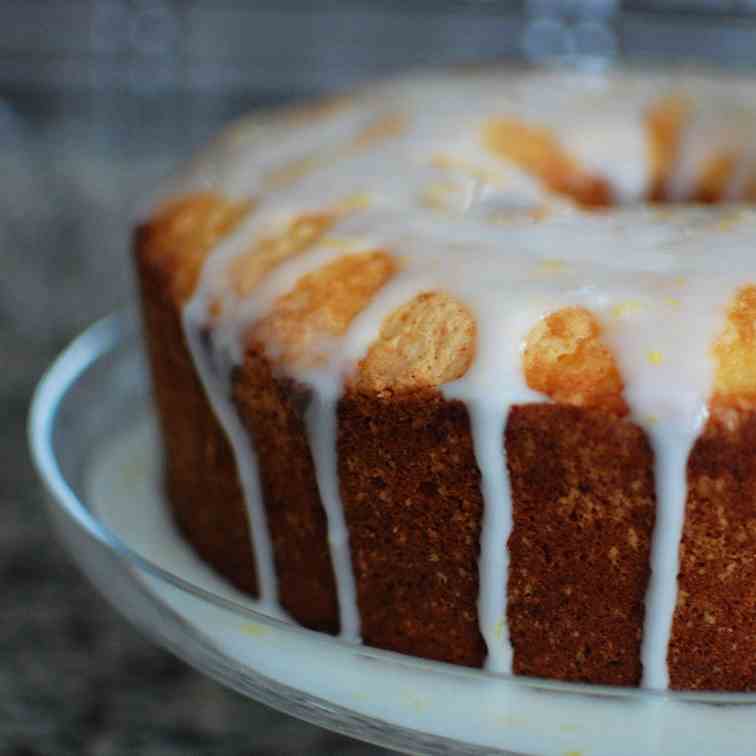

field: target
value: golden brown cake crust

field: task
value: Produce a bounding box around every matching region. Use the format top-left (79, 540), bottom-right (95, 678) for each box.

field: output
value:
top-left (506, 404), bottom-right (654, 686)
top-left (523, 307), bottom-right (628, 416)
top-left (354, 292), bottom-right (476, 394)
top-left (338, 389), bottom-right (486, 667)
top-left (233, 345), bottom-right (340, 633)
top-left (670, 409), bottom-right (756, 691)
top-left (135, 223), bottom-right (259, 596)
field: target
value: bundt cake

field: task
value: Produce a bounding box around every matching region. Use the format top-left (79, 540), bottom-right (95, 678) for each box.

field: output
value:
top-left (134, 66), bottom-right (756, 692)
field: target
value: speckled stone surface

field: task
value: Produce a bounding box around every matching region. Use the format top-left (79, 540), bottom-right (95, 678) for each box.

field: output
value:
top-left (1, 96), bottom-right (389, 755)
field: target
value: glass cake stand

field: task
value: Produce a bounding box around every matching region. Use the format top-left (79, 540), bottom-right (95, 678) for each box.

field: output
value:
top-left (29, 310), bottom-right (756, 756)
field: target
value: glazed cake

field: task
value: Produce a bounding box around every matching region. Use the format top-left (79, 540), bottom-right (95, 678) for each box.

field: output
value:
top-left (135, 67), bottom-right (756, 692)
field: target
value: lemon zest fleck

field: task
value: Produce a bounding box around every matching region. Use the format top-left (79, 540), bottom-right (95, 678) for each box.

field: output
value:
top-left (240, 622), bottom-right (271, 638)
top-left (321, 236), bottom-right (360, 252)
top-left (611, 300), bottom-right (644, 319)
top-left (537, 258), bottom-right (568, 274)
top-left (718, 209), bottom-right (745, 231)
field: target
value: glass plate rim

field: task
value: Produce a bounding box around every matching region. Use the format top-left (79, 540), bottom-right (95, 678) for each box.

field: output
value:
top-left (28, 307), bottom-right (756, 706)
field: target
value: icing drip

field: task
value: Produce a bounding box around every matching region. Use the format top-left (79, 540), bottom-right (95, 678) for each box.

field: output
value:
top-left (640, 425), bottom-right (703, 690)
top-left (444, 297), bottom-right (544, 674)
top-left (304, 394), bottom-right (361, 642)
top-left (181, 299), bottom-right (279, 609)
top-left (596, 272), bottom-right (730, 689)
top-left (466, 403), bottom-right (514, 674)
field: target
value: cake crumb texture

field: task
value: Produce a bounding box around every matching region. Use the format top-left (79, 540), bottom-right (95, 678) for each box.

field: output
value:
top-left (523, 307), bottom-right (627, 415)
top-left (354, 291), bottom-right (476, 394)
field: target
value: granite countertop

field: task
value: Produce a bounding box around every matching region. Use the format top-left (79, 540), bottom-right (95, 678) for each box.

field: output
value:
top-left (0, 95), bottom-right (389, 756)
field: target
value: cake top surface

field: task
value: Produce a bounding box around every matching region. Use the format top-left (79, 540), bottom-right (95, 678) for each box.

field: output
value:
top-left (169, 65), bottom-right (756, 209)
top-left (140, 65), bottom-right (756, 417)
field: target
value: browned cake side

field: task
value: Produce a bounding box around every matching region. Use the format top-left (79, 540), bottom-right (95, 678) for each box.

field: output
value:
top-left (506, 404), bottom-right (655, 686)
top-left (135, 201), bottom-right (258, 596)
top-left (669, 287), bottom-right (756, 690)
top-left (669, 408), bottom-right (756, 691)
top-left (338, 389), bottom-right (486, 667)
top-left (233, 346), bottom-right (339, 633)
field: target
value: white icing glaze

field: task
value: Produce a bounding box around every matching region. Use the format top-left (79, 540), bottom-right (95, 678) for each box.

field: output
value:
top-left (305, 394), bottom-right (361, 642)
top-left (181, 298), bottom-right (279, 609)
top-left (169, 66), bottom-right (756, 690)
top-left (641, 432), bottom-right (700, 690)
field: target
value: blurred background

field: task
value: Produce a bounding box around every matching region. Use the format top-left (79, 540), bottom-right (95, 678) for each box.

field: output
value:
top-left (5, 1), bottom-right (756, 753)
